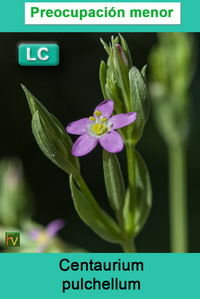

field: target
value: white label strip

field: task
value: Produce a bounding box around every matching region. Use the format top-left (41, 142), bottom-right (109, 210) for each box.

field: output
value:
top-left (25, 2), bottom-right (181, 25)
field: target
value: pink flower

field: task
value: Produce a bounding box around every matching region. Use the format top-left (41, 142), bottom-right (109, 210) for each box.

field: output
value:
top-left (30, 219), bottom-right (65, 253)
top-left (66, 100), bottom-right (137, 157)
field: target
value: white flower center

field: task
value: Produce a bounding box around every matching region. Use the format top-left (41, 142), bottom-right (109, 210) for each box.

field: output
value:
top-left (88, 110), bottom-right (111, 137)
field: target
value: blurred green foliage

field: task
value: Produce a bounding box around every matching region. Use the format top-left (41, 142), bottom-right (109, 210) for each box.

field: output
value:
top-left (149, 33), bottom-right (196, 146)
top-left (0, 158), bottom-right (86, 253)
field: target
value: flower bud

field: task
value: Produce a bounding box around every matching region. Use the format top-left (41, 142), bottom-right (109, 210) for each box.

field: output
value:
top-left (115, 43), bottom-right (129, 71)
top-left (100, 35), bottom-right (150, 144)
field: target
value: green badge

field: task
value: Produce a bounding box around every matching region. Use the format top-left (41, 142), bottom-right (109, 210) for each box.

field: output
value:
top-left (18, 44), bottom-right (59, 66)
top-left (5, 232), bottom-right (20, 247)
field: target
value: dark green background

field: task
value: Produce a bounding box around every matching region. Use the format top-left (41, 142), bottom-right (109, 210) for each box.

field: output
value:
top-left (1, 33), bottom-right (200, 252)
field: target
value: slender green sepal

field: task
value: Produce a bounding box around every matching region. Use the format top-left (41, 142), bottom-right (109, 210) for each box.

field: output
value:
top-left (100, 38), bottom-right (110, 55)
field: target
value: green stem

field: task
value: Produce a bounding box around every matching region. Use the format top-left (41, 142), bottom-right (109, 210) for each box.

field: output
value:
top-left (74, 164), bottom-right (137, 253)
top-left (114, 206), bottom-right (136, 253)
top-left (121, 238), bottom-right (137, 253)
top-left (169, 144), bottom-right (188, 253)
top-left (126, 142), bottom-right (137, 221)
top-left (118, 142), bottom-right (137, 253)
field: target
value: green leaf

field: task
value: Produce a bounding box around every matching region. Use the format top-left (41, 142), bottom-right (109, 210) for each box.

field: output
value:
top-left (70, 175), bottom-right (122, 244)
top-left (103, 150), bottom-right (125, 212)
top-left (129, 66), bottom-right (150, 144)
top-left (32, 111), bottom-right (78, 175)
top-left (123, 150), bottom-right (152, 237)
top-left (22, 85), bottom-right (79, 173)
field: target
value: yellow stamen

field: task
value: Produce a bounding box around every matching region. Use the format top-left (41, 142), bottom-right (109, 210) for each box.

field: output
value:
top-left (94, 110), bottom-right (102, 117)
top-left (101, 117), bottom-right (108, 122)
top-left (92, 123), bottom-right (107, 135)
top-left (38, 231), bottom-right (48, 243)
top-left (89, 116), bottom-right (96, 121)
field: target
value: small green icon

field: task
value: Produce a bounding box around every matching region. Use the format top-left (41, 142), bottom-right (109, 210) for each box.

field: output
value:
top-left (18, 44), bottom-right (59, 66)
top-left (5, 232), bottom-right (20, 247)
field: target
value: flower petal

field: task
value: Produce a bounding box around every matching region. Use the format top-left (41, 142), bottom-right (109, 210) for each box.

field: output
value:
top-left (66, 118), bottom-right (90, 135)
top-left (110, 112), bottom-right (137, 129)
top-left (29, 229), bottom-right (40, 240)
top-left (72, 134), bottom-right (98, 156)
top-left (99, 131), bottom-right (124, 153)
top-left (93, 100), bottom-right (114, 118)
top-left (46, 219), bottom-right (65, 237)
